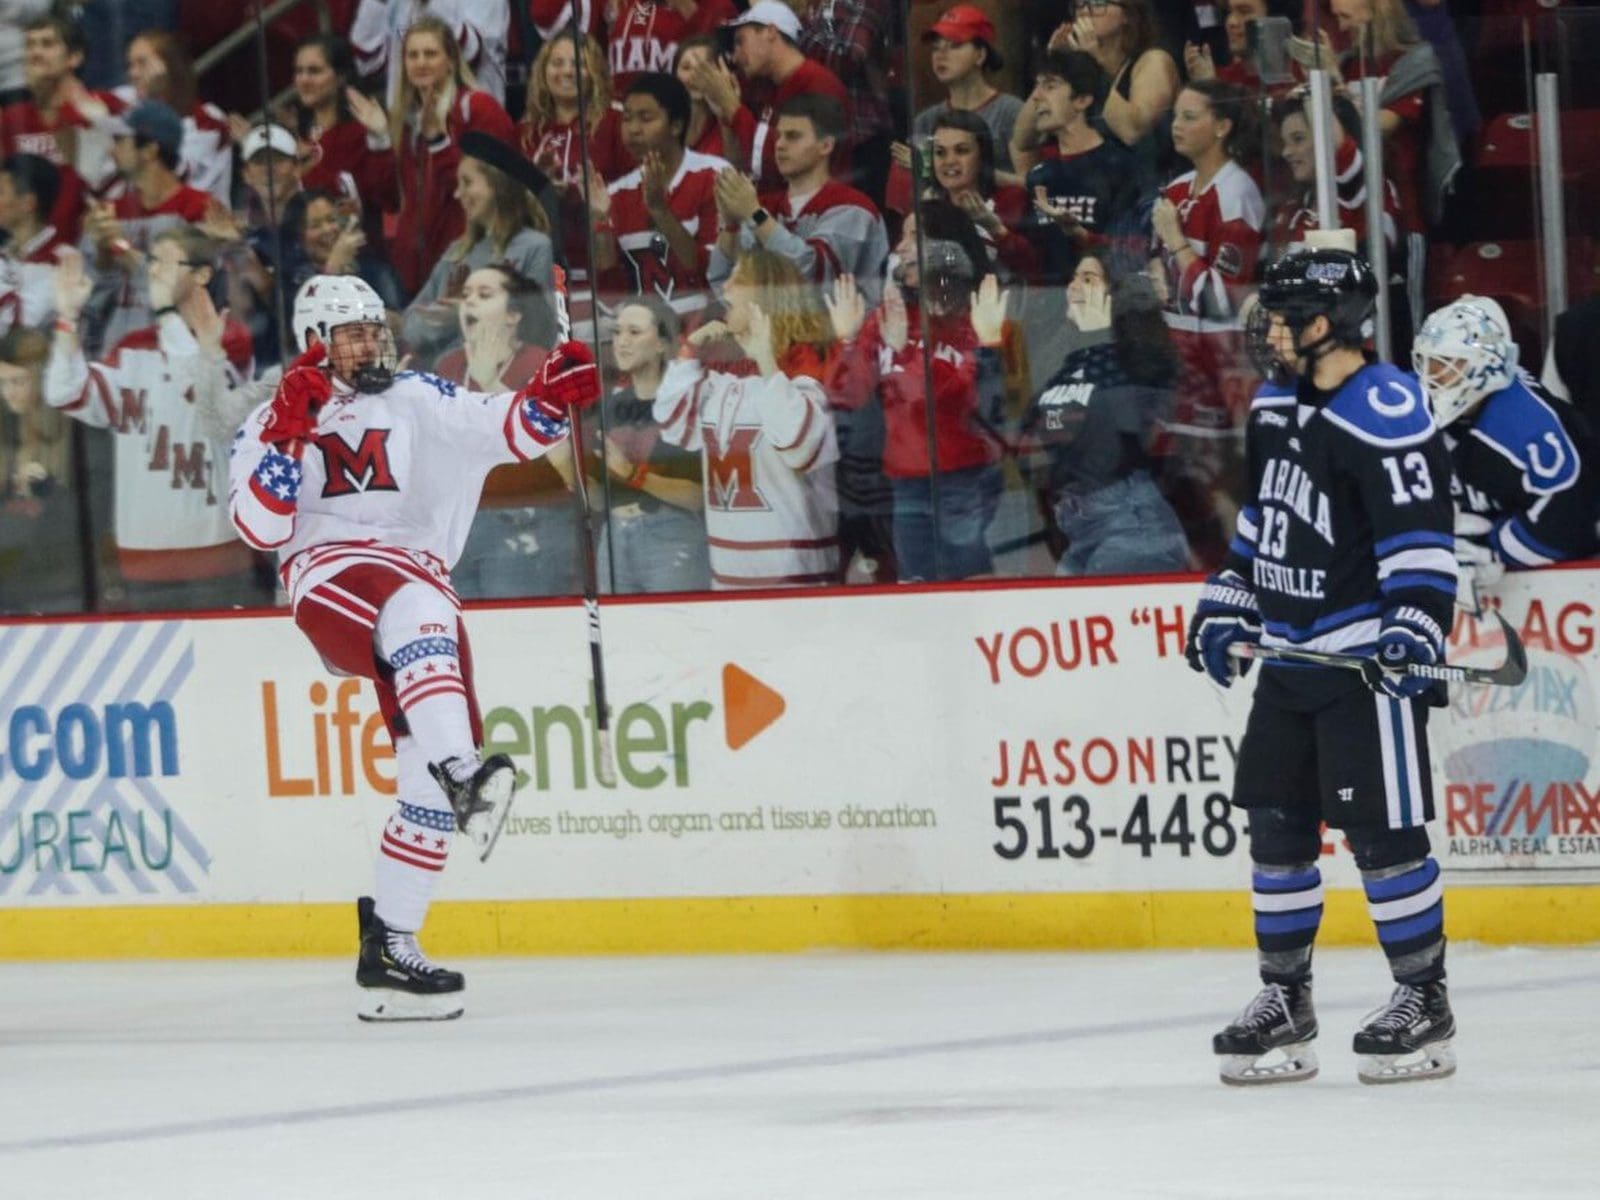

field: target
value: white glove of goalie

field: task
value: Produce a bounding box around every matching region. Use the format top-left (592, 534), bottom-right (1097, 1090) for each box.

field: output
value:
top-left (1454, 510), bottom-right (1505, 614)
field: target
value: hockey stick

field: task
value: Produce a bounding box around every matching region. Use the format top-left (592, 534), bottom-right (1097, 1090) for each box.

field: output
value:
top-left (551, 263), bottom-right (618, 787)
top-left (1229, 609), bottom-right (1528, 687)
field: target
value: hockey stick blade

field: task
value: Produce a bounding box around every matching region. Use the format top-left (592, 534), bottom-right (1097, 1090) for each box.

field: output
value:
top-left (1231, 609), bottom-right (1528, 687)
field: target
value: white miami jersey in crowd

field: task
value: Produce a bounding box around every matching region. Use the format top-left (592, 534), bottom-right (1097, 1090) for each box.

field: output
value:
top-left (654, 357), bottom-right (839, 589)
top-left (228, 370), bottom-right (567, 610)
top-left (45, 312), bottom-right (254, 579)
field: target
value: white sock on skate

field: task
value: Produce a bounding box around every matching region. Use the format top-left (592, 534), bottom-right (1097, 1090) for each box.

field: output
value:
top-left (374, 739), bottom-right (455, 932)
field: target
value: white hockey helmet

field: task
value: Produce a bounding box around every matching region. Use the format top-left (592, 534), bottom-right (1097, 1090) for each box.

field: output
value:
top-left (1411, 294), bottom-right (1519, 426)
top-left (291, 274), bottom-right (386, 352)
top-left (292, 274), bottom-right (396, 393)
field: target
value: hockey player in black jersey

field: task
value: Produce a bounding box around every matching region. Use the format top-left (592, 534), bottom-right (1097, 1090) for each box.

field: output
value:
top-left (1185, 248), bottom-right (1459, 1085)
top-left (1412, 294), bottom-right (1600, 612)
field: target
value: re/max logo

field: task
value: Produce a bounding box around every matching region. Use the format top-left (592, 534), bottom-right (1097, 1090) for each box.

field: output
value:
top-left (0, 702), bottom-right (179, 782)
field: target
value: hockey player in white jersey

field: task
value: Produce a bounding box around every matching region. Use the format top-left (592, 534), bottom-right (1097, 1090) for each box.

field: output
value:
top-left (229, 275), bottom-right (599, 1020)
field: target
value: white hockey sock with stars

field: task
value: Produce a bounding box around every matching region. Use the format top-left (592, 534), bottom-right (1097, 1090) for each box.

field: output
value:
top-left (376, 581), bottom-right (477, 769)
top-left (375, 737), bottom-right (455, 932)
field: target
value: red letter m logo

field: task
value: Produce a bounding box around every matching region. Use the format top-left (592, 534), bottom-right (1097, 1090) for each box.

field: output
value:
top-left (702, 426), bottom-right (767, 511)
top-left (317, 428), bottom-right (400, 497)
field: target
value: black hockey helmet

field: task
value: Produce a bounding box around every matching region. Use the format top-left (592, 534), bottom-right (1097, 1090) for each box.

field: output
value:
top-left (1256, 247), bottom-right (1378, 359)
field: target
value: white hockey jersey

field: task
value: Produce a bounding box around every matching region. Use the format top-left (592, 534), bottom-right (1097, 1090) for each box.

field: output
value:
top-left (0, 225), bottom-right (69, 334)
top-left (654, 357), bottom-right (839, 589)
top-left (45, 314), bottom-right (254, 581)
top-left (228, 370), bottom-right (567, 610)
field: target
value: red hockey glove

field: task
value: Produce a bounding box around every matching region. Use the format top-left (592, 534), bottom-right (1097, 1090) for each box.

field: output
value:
top-left (261, 343), bottom-right (332, 447)
top-left (519, 339), bottom-right (601, 419)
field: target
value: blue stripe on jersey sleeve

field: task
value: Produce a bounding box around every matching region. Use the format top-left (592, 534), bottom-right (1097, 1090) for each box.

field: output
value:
top-left (1497, 516), bottom-right (1565, 565)
top-left (1380, 570), bottom-right (1458, 596)
top-left (1374, 530), bottom-right (1455, 556)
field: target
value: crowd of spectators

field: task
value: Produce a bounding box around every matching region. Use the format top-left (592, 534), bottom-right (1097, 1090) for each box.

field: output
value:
top-left (0, 0), bottom-right (1594, 612)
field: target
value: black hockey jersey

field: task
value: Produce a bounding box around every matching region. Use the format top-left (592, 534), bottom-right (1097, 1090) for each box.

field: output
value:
top-left (1224, 363), bottom-right (1457, 656)
top-left (1446, 373), bottom-right (1600, 567)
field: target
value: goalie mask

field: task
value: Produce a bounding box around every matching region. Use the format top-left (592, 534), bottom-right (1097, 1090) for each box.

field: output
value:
top-left (292, 274), bottom-right (398, 394)
top-left (1411, 295), bottom-right (1518, 426)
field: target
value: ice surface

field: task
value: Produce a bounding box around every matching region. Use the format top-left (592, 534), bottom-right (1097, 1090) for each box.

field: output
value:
top-left (1, 945), bottom-right (1594, 1199)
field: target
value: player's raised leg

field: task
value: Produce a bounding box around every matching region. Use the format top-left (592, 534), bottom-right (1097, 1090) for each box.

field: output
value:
top-left (375, 581), bottom-right (516, 858)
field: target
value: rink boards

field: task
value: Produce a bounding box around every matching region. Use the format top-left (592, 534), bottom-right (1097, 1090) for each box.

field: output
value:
top-left (2, 569), bottom-right (1599, 958)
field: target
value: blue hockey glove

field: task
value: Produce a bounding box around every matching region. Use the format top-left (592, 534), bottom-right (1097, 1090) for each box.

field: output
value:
top-left (1365, 606), bottom-right (1447, 701)
top-left (1185, 570), bottom-right (1262, 687)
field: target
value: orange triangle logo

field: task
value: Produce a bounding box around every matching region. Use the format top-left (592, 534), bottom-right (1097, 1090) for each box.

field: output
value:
top-left (722, 663), bottom-right (785, 750)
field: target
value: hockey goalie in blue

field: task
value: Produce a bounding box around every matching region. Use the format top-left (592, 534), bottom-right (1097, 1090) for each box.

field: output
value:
top-left (1184, 247), bottom-right (1460, 1086)
top-left (1412, 294), bottom-right (1600, 614)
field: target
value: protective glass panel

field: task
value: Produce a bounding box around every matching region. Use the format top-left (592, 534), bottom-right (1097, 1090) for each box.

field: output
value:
top-left (0, 1), bottom-right (1574, 613)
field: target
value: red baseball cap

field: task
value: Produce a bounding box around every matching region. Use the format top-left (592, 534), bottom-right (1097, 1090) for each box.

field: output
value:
top-left (924, 5), bottom-right (997, 48)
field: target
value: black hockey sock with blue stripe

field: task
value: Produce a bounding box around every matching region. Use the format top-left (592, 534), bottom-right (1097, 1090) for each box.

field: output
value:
top-left (1253, 862), bottom-right (1323, 984)
top-left (1361, 856), bottom-right (1446, 984)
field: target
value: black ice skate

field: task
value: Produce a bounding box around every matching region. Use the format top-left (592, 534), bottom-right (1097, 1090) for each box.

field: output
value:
top-left (428, 753), bottom-right (516, 861)
top-left (355, 896), bottom-right (465, 1022)
top-left (1213, 979), bottom-right (1319, 1085)
top-left (1353, 981), bottom-right (1456, 1084)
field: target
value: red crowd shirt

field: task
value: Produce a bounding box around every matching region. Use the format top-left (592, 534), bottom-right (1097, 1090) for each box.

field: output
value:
top-left (600, 147), bottom-right (728, 318)
top-left (1157, 159), bottom-right (1263, 328)
top-left (1343, 51), bottom-right (1425, 235)
top-left (389, 88), bottom-right (517, 296)
top-left (0, 93), bottom-right (118, 242)
top-left (687, 113), bottom-right (731, 162)
top-left (518, 105), bottom-right (630, 187)
top-left (826, 304), bottom-right (999, 479)
top-left (301, 118), bottom-right (401, 214)
top-left (1274, 135), bottom-right (1400, 254)
top-left (606, 0), bottom-right (738, 95)
top-left (519, 107), bottom-right (631, 303)
top-left (731, 58), bottom-right (850, 192)
top-left (112, 182), bottom-right (212, 224)
top-left (528, 0), bottom-right (604, 40)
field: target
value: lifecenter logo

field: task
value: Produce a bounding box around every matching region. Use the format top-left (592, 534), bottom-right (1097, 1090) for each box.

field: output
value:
top-left (259, 665), bottom-right (785, 798)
